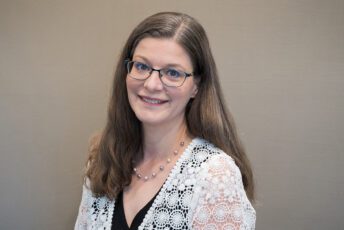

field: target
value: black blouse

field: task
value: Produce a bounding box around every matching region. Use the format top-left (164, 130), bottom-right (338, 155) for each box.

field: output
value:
top-left (111, 190), bottom-right (159, 230)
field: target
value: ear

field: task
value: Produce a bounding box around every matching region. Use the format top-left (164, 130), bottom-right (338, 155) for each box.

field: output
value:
top-left (191, 85), bottom-right (198, 98)
top-left (190, 76), bottom-right (200, 98)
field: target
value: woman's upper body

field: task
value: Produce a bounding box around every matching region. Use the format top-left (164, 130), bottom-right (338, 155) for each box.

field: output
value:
top-left (75, 138), bottom-right (256, 229)
top-left (75, 11), bottom-right (256, 229)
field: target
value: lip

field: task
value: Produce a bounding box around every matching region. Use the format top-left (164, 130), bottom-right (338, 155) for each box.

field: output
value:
top-left (139, 95), bottom-right (168, 105)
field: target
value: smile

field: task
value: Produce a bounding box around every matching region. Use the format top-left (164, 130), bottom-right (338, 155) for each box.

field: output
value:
top-left (140, 96), bottom-right (167, 105)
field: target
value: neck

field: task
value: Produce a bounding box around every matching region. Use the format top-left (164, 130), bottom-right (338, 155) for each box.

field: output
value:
top-left (142, 119), bottom-right (188, 161)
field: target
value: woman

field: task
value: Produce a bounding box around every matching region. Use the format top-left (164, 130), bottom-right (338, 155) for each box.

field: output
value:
top-left (75, 12), bottom-right (256, 229)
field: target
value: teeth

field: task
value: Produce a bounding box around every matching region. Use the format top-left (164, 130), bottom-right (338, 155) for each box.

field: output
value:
top-left (142, 97), bottom-right (163, 104)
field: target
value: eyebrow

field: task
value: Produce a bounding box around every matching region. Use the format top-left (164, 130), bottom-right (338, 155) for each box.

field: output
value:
top-left (133, 55), bottom-right (189, 71)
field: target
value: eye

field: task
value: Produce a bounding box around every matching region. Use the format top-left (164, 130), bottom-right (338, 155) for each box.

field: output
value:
top-left (134, 62), bottom-right (150, 72)
top-left (165, 68), bottom-right (182, 78)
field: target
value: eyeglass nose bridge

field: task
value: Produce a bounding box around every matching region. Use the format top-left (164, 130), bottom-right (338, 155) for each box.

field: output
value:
top-left (148, 68), bottom-right (163, 78)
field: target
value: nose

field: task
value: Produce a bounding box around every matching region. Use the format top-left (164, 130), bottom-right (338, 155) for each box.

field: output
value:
top-left (143, 70), bottom-right (164, 91)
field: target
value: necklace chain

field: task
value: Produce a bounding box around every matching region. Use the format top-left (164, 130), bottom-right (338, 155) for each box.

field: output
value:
top-left (133, 141), bottom-right (185, 182)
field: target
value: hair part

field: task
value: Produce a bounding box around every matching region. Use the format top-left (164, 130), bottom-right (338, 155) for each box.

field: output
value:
top-left (86, 12), bottom-right (255, 202)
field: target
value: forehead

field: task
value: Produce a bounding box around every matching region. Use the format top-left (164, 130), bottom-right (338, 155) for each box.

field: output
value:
top-left (132, 37), bottom-right (192, 70)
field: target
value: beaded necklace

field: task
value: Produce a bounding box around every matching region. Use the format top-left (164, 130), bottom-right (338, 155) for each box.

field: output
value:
top-left (133, 130), bottom-right (186, 182)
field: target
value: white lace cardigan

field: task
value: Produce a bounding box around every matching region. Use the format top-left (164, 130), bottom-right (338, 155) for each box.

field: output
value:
top-left (75, 138), bottom-right (256, 230)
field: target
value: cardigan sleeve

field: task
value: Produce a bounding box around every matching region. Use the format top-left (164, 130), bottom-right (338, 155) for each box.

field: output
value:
top-left (191, 154), bottom-right (256, 230)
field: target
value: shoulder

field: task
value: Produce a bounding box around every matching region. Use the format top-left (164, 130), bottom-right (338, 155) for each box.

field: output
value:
top-left (76, 180), bottom-right (115, 229)
top-left (189, 139), bottom-right (256, 229)
top-left (191, 138), bottom-right (238, 173)
top-left (189, 138), bottom-right (247, 196)
top-left (81, 179), bottom-right (114, 216)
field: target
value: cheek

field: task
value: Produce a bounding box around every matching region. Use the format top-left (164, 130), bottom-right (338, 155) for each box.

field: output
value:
top-left (126, 76), bottom-right (132, 89)
top-left (178, 83), bottom-right (198, 102)
top-left (126, 76), bottom-right (138, 94)
top-left (169, 90), bottom-right (194, 107)
top-left (126, 78), bottom-right (137, 107)
top-left (125, 76), bottom-right (130, 90)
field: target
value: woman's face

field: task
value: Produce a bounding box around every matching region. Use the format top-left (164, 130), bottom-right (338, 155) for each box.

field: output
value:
top-left (126, 37), bottom-right (198, 128)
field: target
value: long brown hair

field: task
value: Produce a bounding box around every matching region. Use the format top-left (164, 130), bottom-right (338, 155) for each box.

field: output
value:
top-left (86, 12), bottom-right (255, 202)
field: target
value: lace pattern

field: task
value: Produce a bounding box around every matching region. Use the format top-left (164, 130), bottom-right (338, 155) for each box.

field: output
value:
top-left (75, 138), bottom-right (256, 230)
top-left (74, 180), bottom-right (115, 229)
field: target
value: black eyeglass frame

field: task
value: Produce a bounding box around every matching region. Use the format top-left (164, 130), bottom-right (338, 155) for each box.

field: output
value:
top-left (124, 59), bottom-right (193, 87)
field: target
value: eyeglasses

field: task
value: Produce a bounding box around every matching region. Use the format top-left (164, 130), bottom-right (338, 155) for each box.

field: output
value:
top-left (125, 60), bottom-right (193, 87)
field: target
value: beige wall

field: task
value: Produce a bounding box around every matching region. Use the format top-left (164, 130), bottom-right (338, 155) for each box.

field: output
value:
top-left (1, 0), bottom-right (343, 229)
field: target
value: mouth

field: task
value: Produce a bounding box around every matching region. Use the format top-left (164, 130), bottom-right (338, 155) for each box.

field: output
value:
top-left (139, 95), bottom-right (168, 105)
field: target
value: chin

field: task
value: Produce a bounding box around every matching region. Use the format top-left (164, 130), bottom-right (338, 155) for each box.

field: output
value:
top-left (133, 110), bottom-right (160, 123)
top-left (137, 117), bottom-right (165, 127)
